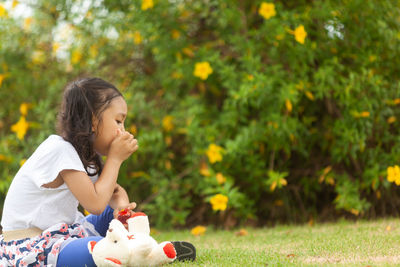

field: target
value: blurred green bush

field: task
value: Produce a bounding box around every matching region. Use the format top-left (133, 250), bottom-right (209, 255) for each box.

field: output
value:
top-left (1, 0), bottom-right (400, 228)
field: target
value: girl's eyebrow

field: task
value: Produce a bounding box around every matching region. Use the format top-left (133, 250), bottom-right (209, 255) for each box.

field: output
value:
top-left (118, 113), bottom-right (127, 118)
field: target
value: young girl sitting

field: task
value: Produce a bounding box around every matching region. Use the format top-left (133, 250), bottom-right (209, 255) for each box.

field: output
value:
top-left (0, 77), bottom-right (195, 266)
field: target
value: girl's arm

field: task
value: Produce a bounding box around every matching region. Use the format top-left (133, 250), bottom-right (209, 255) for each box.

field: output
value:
top-left (61, 130), bottom-right (138, 215)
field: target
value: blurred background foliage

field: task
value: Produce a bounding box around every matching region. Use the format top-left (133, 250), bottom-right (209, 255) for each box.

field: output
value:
top-left (1, 0), bottom-right (400, 229)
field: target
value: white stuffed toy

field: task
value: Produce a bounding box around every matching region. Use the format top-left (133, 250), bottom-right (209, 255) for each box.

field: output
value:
top-left (88, 212), bottom-right (177, 266)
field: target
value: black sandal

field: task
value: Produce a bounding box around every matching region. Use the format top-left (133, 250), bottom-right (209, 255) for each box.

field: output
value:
top-left (171, 241), bottom-right (196, 262)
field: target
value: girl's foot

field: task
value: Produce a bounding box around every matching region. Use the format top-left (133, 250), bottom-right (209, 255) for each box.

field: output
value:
top-left (171, 241), bottom-right (196, 262)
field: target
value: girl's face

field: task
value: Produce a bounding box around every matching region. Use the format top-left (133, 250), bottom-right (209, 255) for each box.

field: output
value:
top-left (92, 96), bottom-right (128, 156)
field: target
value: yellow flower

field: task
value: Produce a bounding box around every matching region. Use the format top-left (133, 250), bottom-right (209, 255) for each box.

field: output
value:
top-left (0, 74), bottom-right (5, 87)
top-left (130, 171), bottom-right (150, 179)
top-left (285, 99), bottom-right (292, 113)
top-left (369, 55), bottom-right (377, 62)
top-left (350, 208), bottom-right (359, 216)
top-left (352, 111), bottom-right (370, 118)
top-left (19, 102), bottom-right (31, 116)
top-left (294, 25), bottom-right (307, 44)
top-left (133, 31), bottom-right (142, 45)
top-left (200, 162), bottom-right (211, 177)
top-left (171, 71), bottom-right (183, 79)
top-left (12, 0), bottom-right (19, 9)
top-left (206, 144), bottom-right (223, 164)
top-left (0, 154), bottom-right (8, 162)
top-left (295, 81), bottom-right (304, 90)
top-left (31, 50), bottom-right (45, 65)
top-left (216, 173), bottom-right (226, 184)
top-left (319, 166), bottom-right (332, 183)
top-left (165, 136), bottom-right (172, 146)
top-left (141, 0), bottom-right (154, 10)
top-left (165, 160), bottom-right (172, 170)
top-left (19, 159), bottom-right (26, 167)
top-left (194, 62), bottom-right (213, 80)
top-left (305, 90), bottom-right (314, 101)
top-left (171, 29), bottom-right (181, 39)
top-left (52, 42), bottom-right (61, 54)
top-left (129, 124), bottom-right (137, 135)
top-left (180, 9), bottom-right (190, 19)
top-left (24, 17), bottom-right (33, 31)
top-left (387, 116), bottom-right (396, 124)
top-left (258, 2), bottom-right (276, 20)
top-left (89, 44), bottom-right (99, 58)
top-left (71, 49), bottom-right (82, 65)
top-left (210, 194), bottom-right (228, 211)
top-left (191, 225), bottom-right (206, 236)
top-left (182, 47), bottom-right (194, 58)
top-left (270, 181), bottom-right (277, 191)
top-left (353, 111), bottom-right (369, 118)
top-left (85, 10), bottom-right (93, 19)
top-left (359, 111), bottom-right (370, 117)
top-left (387, 165), bottom-right (400, 185)
top-left (235, 229), bottom-right (248, 236)
top-left (0, 4), bottom-right (8, 18)
top-left (268, 121), bottom-right (278, 129)
top-left (162, 115), bottom-right (174, 132)
top-left (11, 116), bottom-right (29, 140)
top-left (326, 177), bottom-right (335, 185)
top-left (270, 177), bottom-right (288, 192)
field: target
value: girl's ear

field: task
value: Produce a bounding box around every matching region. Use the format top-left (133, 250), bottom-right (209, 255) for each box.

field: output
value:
top-left (92, 115), bottom-right (98, 132)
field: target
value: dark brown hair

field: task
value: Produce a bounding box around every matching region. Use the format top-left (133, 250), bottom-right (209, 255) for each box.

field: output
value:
top-left (57, 77), bottom-right (123, 176)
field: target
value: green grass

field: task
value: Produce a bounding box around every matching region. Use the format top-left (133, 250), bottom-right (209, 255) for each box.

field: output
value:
top-left (154, 218), bottom-right (400, 266)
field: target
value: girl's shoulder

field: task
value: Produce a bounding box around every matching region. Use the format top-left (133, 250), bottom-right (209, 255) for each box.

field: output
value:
top-left (22, 134), bottom-right (85, 173)
top-left (41, 134), bottom-right (73, 147)
top-left (34, 134), bottom-right (78, 158)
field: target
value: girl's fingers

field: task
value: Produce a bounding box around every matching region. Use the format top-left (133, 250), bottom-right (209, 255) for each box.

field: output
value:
top-left (127, 202), bottom-right (137, 210)
top-left (113, 209), bottom-right (119, 219)
top-left (113, 206), bottom-right (136, 219)
top-left (130, 139), bottom-right (138, 146)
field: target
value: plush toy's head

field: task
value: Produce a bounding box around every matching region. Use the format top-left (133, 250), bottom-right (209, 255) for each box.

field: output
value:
top-left (88, 219), bottom-right (131, 266)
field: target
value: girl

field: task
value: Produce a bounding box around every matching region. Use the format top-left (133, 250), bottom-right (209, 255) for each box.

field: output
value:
top-left (1, 78), bottom-right (195, 266)
top-left (1, 77), bottom-right (139, 266)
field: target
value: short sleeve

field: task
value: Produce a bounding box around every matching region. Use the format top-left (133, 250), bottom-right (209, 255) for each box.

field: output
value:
top-left (25, 136), bottom-right (87, 189)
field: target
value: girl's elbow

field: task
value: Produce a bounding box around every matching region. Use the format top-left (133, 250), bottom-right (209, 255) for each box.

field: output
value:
top-left (90, 209), bottom-right (103, 216)
top-left (86, 204), bottom-right (107, 215)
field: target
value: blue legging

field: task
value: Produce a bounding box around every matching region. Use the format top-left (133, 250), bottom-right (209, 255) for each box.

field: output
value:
top-left (56, 206), bottom-right (114, 267)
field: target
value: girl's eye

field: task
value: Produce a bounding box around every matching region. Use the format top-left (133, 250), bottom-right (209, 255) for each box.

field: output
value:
top-left (116, 120), bottom-right (122, 124)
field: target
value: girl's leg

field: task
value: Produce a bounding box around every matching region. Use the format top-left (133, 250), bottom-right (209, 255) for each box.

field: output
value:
top-left (57, 207), bottom-right (113, 266)
top-left (56, 236), bottom-right (102, 267)
top-left (85, 205), bottom-right (114, 237)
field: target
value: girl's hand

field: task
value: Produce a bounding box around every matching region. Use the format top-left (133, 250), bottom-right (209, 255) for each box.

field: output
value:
top-left (108, 129), bottom-right (138, 162)
top-left (113, 202), bottom-right (137, 229)
top-left (113, 202), bottom-right (137, 219)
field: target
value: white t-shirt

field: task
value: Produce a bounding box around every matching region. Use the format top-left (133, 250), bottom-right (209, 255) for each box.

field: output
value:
top-left (1, 135), bottom-right (98, 231)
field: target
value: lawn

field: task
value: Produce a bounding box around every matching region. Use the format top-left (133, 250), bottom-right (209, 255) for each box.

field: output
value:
top-left (155, 218), bottom-right (400, 266)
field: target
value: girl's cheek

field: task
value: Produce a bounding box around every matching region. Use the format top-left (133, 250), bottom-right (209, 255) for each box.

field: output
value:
top-left (112, 129), bottom-right (120, 140)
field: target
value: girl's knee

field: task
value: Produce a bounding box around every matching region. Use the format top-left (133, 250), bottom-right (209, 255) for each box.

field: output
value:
top-left (57, 236), bottom-right (103, 267)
